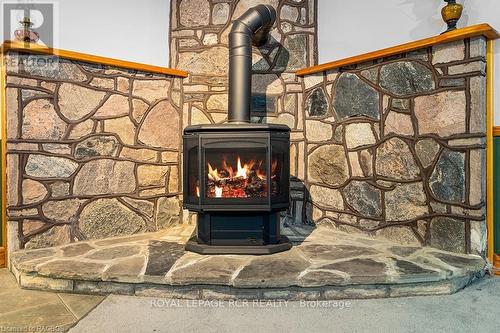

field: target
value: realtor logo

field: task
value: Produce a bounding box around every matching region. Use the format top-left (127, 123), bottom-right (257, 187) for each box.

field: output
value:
top-left (2, 1), bottom-right (58, 47)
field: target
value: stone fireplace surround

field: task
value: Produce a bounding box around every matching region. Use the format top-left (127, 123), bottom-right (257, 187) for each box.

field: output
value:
top-left (1, 0), bottom-right (499, 298)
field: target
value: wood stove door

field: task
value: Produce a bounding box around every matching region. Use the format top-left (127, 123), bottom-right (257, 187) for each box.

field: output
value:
top-left (200, 135), bottom-right (271, 210)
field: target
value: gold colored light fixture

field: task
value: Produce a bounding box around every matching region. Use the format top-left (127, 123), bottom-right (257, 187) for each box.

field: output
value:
top-left (14, 17), bottom-right (40, 43)
top-left (441, 0), bottom-right (463, 34)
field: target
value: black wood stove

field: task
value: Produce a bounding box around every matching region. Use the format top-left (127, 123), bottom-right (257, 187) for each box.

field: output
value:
top-left (182, 5), bottom-right (292, 255)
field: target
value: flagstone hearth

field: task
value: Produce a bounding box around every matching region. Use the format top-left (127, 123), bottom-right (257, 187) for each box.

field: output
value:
top-left (8, 225), bottom-right (486, 300)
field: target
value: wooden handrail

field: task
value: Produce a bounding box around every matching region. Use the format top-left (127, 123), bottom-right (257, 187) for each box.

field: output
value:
top-left (1, 40), bottom-right (188, 77)
top-left (296, 23), bottom-right (499, 76)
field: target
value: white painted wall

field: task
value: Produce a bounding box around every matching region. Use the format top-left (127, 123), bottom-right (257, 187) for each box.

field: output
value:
top-left (1, 0), bottom-right (170, 67)
top-left (317, 0), bottom-right (500, 124)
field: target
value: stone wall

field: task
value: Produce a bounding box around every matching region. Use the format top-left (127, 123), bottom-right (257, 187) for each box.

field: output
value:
top-left (3, 2), bottom-right (488, 258)
top-left (300, 38), bottom-right (488, 255)
top-left (5, 52), bottom-right (184, 251)
top-left (170, 0), bottom-right (317, 225)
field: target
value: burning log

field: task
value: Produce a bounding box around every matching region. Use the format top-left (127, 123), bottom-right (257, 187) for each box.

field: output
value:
top-left (205, 156), bottom-right (280, 198)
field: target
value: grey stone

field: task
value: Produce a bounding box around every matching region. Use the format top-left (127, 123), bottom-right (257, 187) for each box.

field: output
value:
top-left (389, 246), bottom-right (420, 257)
top-left (21, 56), bottom-right (87, 81)
top-left (200, 286), bottom-right (261, 300)
top-left (432, 40), bottom-right (465, 64)
top-left (309, 185), bottom-right (343, 210)
top-left (388, 281), bottom-right (452, 297)
top-left (155, 197), bottom-right (181, 229)
top-left (448, 61), bottom-right (485, 75)
top-left (280, 5), bottom-right (299, 21)
top-left (406, 49), bottom-right (429, 61)
top-left (469, 36), bottom-right (487, 58)
top-left (233, 249), bottom-right (310, 287)
top-left (299, 244), bottom-right (379, 261)
top-left (103, 256), bottom-right (146, 282)
top-left (49, 182), bottom-right (70, 198)
top-left (333, 125), bottom-right (343, 143)
top-left (376, 138), bottom-right (419, 180)
top-left (42, 199), bottom-right (83, 222)
top-left (431, 251), bottom-right (485, 269)
top-left (429, 218), bottom-right (466, 253)
top-left (177, 47), bottom-right (228, 75)
top-left (22, 99), bottom-right (67, 140)
top-left (58, 83), bottom-right (106, 121)
top-left (135, 285), bottom-right (199, 299)
top-left (298, 270), bottom-right (345, 287)
top-left (384, 112), bottom-right (413, 136)
top-left (10, 248), bottom-right (57, 266)
top-left (94, 234), bottom-right (154, 247)
top-left (37, 260), bottom-right (107, 280)
top-left (379, 61), bottom-right (435, 96)
top-left (394, 259), bottom-right (438, 276)
top-left (86, 245), bottom-right (141, 260)
top-left (74, 281), bottom-right (134, 295)
top-left (416, 138), bottom-right (440, 168)
top-left (414, 91), bottom-right (466, 137)
top-left (391, 98), bottom-right (410, 110)
top-left (308, 145), bottom-right (349, 186)
top-left (430, 149), bottom-right (465, 202)
top-left (333, 73), bottom-right (379, 120)
top-left (179, 0), bottom-right (209, 27)
top-left (144, 240), bottom-right (185, 276)
top-left (385, 183), bottom-right (428, 222)
top-left (61, 243), bottom-right (94, 257)
top-left (122, 198), bottom-right (154, 218)
top-left (73, 159), bottom-right (136, 195)
top-left (25, 155), bottom-right (79, 178)
top-left (323, 286), bottom-right (388, 299)
top-left (360, 67), bottom-right (378, 83)
top-left (303, 73), bottom-right (323, 90)
top-left (284, 94), bottom-right (297, 114)
top-left (345, 123), bottom-right (376, 149)
top-left (24, 225), bottom-right (72, 249)
top-left (376, 226), bottom-right (420, 246)
top-left (79, 198), bottom-right (147, 240)
top-left (359, 150), bottom-right (373, 176)
top-left (132, 80), bottom-right (170, 103)
top-left (439, 78), bottom-right (466, 87)
top-left (305, 120), bottom-right (332, 141)
top-left (138, 100), bottom-right (180, 149)
top-left (22, 179), bottom-right (48, 204)
top-left (321, 259), bottom-right (388, 284)
top-left (20, 274), bottom-right (74, 291)
top-left (75, 135), bottom-right (119, 159)
top-left (305, 88), bottom-right (328, 117)
top-left (212, 3), bottom-right (229, 25)
top-left (170, 256), bottom-right (245, 284)
top-left (275, 34), bottom-right (307, 71)
top-left (470, 76), bottom-right (487, 134)
top-left (344, 181), bottom-right (382, 217)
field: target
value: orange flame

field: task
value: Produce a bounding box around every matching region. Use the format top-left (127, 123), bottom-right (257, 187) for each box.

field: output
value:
top-left (205, 155), bottom-right (274, 198)
top-left (207, 162), bottom-right (221, 181)
top-left (236, 157), bottom-right (249, 179)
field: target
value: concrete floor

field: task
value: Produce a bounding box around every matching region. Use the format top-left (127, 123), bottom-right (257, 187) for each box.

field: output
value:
top-left (0, 269), bottom-right (105, 332)
top-left (68, 276), bottom-right (500, 333)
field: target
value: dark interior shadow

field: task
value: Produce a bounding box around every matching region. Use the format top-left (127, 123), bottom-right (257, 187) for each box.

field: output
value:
top-left (281, 176), bottom-right (315, 245)
top-left (251, 34), bottom-right (289, 121)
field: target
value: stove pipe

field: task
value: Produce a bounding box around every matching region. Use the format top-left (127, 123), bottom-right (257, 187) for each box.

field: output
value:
top-left (228, 5), bottom-right (276, 124)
